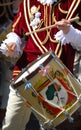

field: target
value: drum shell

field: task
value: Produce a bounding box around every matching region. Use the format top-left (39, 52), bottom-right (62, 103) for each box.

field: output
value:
top-left (12, 51), bottom-right (81, 129)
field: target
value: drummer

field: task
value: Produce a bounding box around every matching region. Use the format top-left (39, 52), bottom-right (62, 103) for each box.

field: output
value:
top-left (1, 0), bottom-right (81, 130)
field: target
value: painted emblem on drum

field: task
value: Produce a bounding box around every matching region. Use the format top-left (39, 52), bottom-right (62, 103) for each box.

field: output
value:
top-left (40, 79), bottom-right (68, 107)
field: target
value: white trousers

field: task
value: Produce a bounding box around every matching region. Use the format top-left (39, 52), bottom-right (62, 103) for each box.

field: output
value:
top-left (2, 86), bottom-right (31, 130)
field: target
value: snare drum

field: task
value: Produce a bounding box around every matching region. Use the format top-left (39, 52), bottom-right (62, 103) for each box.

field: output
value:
top-left (12, 51), bottom-right (81, 130)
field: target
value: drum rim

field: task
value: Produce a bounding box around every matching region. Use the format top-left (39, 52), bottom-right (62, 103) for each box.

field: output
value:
top-left (11, 51), bottom-right (54, 89)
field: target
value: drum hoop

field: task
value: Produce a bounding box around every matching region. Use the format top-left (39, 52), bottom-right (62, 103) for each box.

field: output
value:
top-left (12, 51), bottom-right (53, 89)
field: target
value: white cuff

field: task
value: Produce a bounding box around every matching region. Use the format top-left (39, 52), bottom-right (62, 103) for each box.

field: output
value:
top-left (0, 32), bottom-right (22, 58)
top-left (54, 30), bottom-right (68, 45)
top-left (64, 26), bottom-right (81, 50)
top-left (55, 25), bottom-right (81, 51)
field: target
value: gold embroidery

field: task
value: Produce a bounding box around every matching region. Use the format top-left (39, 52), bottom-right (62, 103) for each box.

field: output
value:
top-left (75, 14), bottom-right (81, 26)
top-left (52, 14), bottom-right (57, 24)
top-left (24, 0), bottom-right (63, 56)
top-left (58, 45), bottom-right (62, 58)
top-left (12, 12), bottom-right (21, 31)
top-left (40, 30), bottom-right (49, 45)
top-left (47, 31), bottom-right (58, 43)
top-left (44, 5), bottom-right (48, 26)
top-left (28, 4), bottom-right (49, 47)
top-left (55, 42), bottom-right (62, 58)
top-left (58, 3), bottom-right (68, 14)
top-left (49, 5), bottom-right (52, 27)
top-left (41, 5), bottom-right (57, 43)
top-left (37, 19), bottom-right (44, 29)
top-left (54, 0), bottom-right (62, 7)
top-left (66, 0), bottom-right (81, 20)
top-left (24, 0), bottom-right (48, 53)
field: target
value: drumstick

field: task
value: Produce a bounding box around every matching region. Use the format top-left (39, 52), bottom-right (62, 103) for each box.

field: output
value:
top-left (25, 16), bottom-right (79, 36)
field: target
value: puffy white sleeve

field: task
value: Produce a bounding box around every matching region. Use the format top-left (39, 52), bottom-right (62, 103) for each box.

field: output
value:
top-left (0, 32), bottom-right (23, 58)
top-left (55, 25), bottom-right (81, 51)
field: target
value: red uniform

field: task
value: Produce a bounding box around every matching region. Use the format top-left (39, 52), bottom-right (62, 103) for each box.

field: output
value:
top-left (12, 0), bottom-right (81, 78)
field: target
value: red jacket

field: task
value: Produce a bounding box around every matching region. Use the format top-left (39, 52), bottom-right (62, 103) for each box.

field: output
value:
top-left (11, 0), bottom-right (81, 78)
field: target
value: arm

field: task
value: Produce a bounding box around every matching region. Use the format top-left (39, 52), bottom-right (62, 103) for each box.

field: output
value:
top-left (0, 2), bottom-right (24, 58)
top-left (1, 32), bottom-right (22, 57)
top-left (55, 19), bottom-right (81, 51)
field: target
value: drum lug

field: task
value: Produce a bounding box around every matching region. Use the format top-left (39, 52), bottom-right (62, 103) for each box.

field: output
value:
top-left (22, 78), bottom-right (32, 89)
top-left (22, 77), bottom-right (38, 96)
top-left (77, 96), bottom-right (81, 103)
top-left (40, 125), bottom-right (57, 130)
top-left (63, 111), bottom-right (74, 123)
top-left (40, 123), bottom-right (45, 130)
top-left (11, 80), bottom-right (15, 87)
top-left (39, 121), bottom-right (57, 130)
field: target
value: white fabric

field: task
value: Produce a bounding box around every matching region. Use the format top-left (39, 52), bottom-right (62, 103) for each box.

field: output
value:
top-left (55, 25), bottom-right (81, 51)
top-left (2, 86), bottom-right (31, 130)
top-left (0, 32), bottom-right (22, 58)
top-left (54, 30), bottom-right (68, 45)
top-left (37, 0), bottom-right (57, 5)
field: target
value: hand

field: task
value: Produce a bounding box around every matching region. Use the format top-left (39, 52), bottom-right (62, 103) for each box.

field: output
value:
top-left (5, 42), bottom-right (17, 57)
top-left (55, 19), bottom-right (71, 34)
